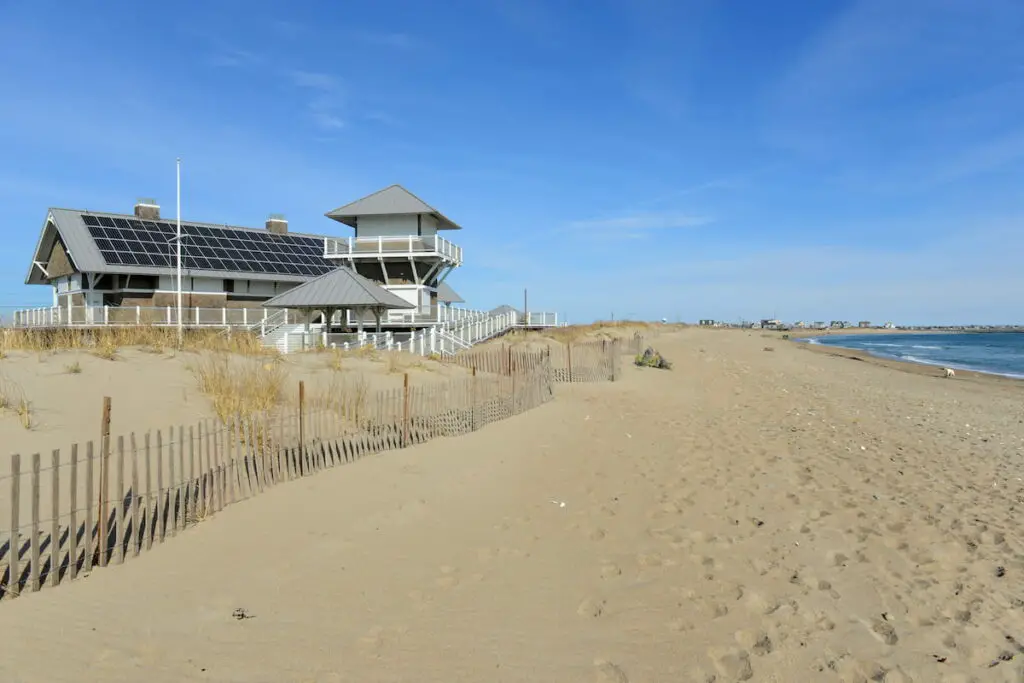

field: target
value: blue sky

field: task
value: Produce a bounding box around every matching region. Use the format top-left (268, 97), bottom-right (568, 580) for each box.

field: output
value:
top-left (2, 0), bottom-right (1024, 325)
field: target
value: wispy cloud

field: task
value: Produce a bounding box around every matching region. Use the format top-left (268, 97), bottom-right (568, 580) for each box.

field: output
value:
top-left (568, 211), bottom-right (713, 232)
top-left (282, 70), bottom-right (346, 131)
top-left (285, 70), bottom-right (339, 91)
top-left (209, 47), bottom-right (261, 68)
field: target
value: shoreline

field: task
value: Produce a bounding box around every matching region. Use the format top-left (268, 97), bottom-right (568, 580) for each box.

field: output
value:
top-left (787, 334), bottom-right (1024, 385)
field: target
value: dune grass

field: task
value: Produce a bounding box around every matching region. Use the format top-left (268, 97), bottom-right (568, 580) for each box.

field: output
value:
top-left (0, 374), bottom-right (34, 429)
top-left (189, 352), bottom-right (286, 425)
top-left (1, 327), bottom-right (272, 357)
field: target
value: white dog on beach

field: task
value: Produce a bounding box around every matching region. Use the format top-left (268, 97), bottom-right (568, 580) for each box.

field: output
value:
top-left (943, 368), bottom-right (955, 378)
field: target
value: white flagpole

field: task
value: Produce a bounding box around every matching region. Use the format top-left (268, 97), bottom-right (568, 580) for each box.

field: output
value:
top-left (176, 157), bottom-right (183, 347)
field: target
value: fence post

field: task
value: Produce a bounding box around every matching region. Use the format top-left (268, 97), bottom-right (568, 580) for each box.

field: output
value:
top-left (471, 367), bottom-right (477, 431)
top-left (511, 350), bottom-right (516, 413)
top-left (403, 373), bottom-right (410, 446)
top-left (567, 342), bottom-right (573, 383)
top-left (298, 381), bottom-right (306, 472)
top-left (30, 453), bottom-right (40, 592)
top-left (8, 453), bottom-right (20, 598)
top-left (97, 396), bottom-right (111, 568)
top-left (610, 339), bottom-right (617, 381)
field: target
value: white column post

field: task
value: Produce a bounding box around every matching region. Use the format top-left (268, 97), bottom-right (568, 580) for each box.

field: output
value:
top-left (222, 307), bottom-right (227, 326)
top-left (136, 306), bottom-right (141, 324)
top-left (103, 306), bottom-right (109, 325)
top-left (166, 306), bottom-right (172, 325)
top-left (243, 308), bottom-right (248, 326)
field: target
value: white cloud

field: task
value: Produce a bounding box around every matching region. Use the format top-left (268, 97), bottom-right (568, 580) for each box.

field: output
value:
top-left (209, 48), bottom-right (261, 68)
top-left (504, 215), bottom-right (1024, 325)
top-left (286, 70), bottom-right (339, 91)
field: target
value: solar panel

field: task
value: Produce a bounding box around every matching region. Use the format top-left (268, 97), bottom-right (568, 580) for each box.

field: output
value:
top-left (82, 214), bottom-right (336, 278)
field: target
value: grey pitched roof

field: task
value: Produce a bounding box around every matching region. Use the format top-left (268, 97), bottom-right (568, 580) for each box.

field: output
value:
top-left (262, 267), bottom-right (414, 309)
top-left (435, 281), bottom-right (464, 304)
top-left (26, 208), bottom-right (337, 286)
top-left (325, 184), bottom-right (462, 230)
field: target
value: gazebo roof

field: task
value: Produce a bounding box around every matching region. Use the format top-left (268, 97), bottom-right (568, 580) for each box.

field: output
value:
top-left (436, 281), bottom-right (464, 304)
top-left (261, 266), bottom-right (414, 310)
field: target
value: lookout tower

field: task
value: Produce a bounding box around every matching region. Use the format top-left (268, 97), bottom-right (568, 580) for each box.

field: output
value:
top-left (323, 185), bottom-right (464, 325)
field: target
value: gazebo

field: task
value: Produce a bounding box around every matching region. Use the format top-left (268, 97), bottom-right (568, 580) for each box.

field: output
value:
top-left (261, 266), bottom-right (414, 348)
top-left (436, 281), bottom-right (464, 308)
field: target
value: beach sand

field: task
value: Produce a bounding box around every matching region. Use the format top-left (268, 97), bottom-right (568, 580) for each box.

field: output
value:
top-left (2, 328), bottom-right (1024, 681)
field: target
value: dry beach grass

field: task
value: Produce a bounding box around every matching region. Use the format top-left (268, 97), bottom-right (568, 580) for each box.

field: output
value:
top-left (1, 327), bottom-right (1023, 681)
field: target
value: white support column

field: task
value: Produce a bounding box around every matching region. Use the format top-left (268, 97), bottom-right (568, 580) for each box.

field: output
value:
top-left (166, 306), bottom-right (172, 325)
top-left (194, 307), bottom-right (199, 325)
top-left (243, 308), bottom-right (248, 326)
top-left (136, 306), bottom-right (141, 324)
top-left (222, 307), bottom-right (227, 326)
top-left (103, 306), bottom-right (109, 325)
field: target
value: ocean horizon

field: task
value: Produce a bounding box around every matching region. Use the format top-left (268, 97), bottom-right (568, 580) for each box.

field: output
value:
top-left (803, 332), bottom-right (1024, 379)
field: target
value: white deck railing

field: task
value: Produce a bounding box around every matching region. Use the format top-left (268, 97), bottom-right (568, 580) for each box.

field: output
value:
top-left (324, 234), bottom-right (463, 265)
top-left (8, 304), bottom-right (564, 331)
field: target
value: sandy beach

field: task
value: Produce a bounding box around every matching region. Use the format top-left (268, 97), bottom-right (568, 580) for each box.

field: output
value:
top-left (2, 327), bottom-right (1024, 681)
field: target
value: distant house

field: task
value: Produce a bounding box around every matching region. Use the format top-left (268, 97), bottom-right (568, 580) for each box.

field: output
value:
top-left (858, 321), bottom-right (871, 328)
top-left (699, 319), bottom-right (716, 326)
top-left (884, 321), bottom-right (896, 329)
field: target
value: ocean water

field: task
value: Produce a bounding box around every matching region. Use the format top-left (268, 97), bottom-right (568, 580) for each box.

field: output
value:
top-left (804, 332), bottom-right (1024, 379)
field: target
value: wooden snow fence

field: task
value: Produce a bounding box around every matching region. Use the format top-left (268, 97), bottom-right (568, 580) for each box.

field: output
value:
top-left (447, 338), bottom-right (629, 383)
top-left (0, 359), bottom-right (554, 602)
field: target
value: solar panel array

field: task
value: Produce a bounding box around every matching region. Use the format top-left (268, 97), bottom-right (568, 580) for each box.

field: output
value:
top-left (81, 214), bottom-right (336, 277)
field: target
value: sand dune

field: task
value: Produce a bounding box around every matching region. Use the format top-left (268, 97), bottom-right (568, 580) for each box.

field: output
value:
top-left (2, 328), bottom-right (1023, 681)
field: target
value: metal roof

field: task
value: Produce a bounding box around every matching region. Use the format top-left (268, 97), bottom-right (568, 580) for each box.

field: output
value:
top-left (436, 281), bottom-right (464, 303)
top-left (325, 184), bottom-right (462, 231)
top-left (262, 267), bottom-right (414, 310)
top-left (26, 208), bottom-right (337, 286)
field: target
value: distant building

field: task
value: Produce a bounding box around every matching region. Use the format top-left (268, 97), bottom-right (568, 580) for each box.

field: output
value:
top-left (883, 321), bottom-right (896, 329)
top-left (858, 321), bottom-right (871, 328)
top-left (699, 319), bottom-right (716, 326)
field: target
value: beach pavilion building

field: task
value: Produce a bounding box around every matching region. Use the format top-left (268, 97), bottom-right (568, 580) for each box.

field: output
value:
top-left (17, 184), bottom-right (561, 353)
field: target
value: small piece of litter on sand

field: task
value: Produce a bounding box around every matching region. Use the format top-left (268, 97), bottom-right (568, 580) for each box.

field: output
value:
top-left (550, 500), bottom-right (567, 508)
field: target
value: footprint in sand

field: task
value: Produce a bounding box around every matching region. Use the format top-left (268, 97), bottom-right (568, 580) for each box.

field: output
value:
top-left (600, 562), bottom-right (623, 579)
top-left (357, 626), bottom-right (385, 652)
top-left (708, 647), bottom-right (754, 681)
top-left (577, 597), bottom-right (606, 618)
top-left (593, 659), bottom-right (629, 682)
top-left (436, 565), bottom-right (460, 589)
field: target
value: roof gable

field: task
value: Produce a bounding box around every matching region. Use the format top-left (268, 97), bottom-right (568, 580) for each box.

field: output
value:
top-left (436, 281), bottom-right (464, 303)
top-left (262, 266), bottom-right (415, 309)
top-left (325, 185), bottom-right (462, 230)
top-left (27, 208), bottom-right (339, 285)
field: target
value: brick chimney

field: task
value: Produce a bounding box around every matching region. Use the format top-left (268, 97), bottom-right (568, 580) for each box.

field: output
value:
top-left (266, 213), bottom-right (288, 235)
top-left (134, 197), bottom-right (160, 220)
